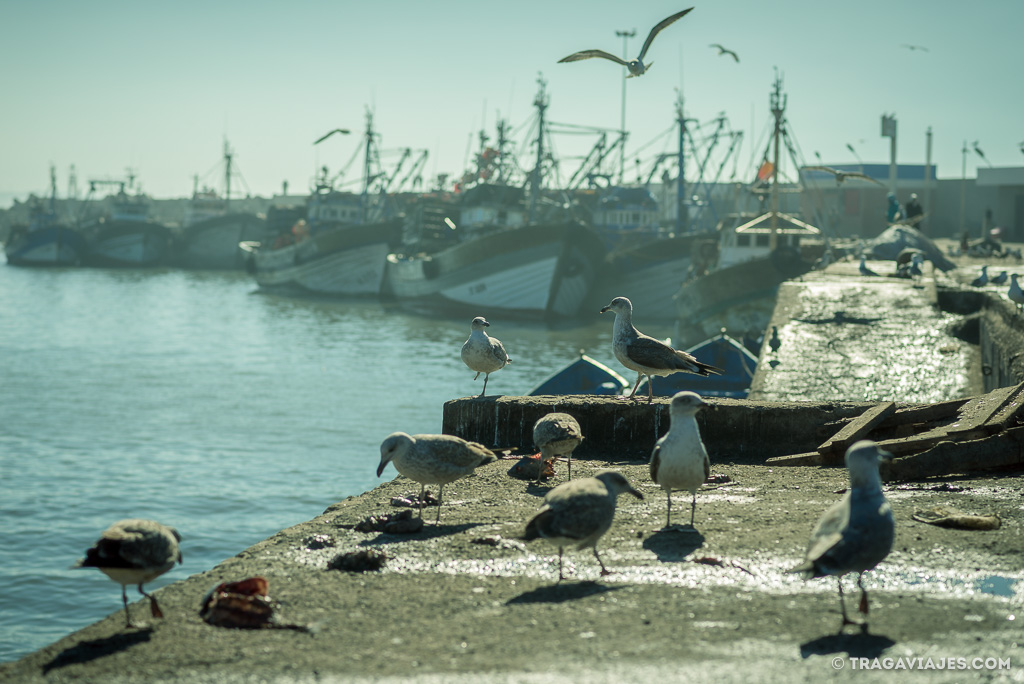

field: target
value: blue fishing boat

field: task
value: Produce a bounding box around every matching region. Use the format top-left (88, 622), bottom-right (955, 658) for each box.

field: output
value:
top-left (4, 166), bottom-right (87, 267)
top-left (528, 352), bottom-right (629, 396)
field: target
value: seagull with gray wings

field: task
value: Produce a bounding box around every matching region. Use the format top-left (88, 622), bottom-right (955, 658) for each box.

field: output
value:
top-left (804, 165), bottom-right (884, 187)
top-left (73, 519), bottom-right (183, 628)
top-left (791, 440), bottom-right (894, 631)
top-left (461, 316), bottom-right (511, 397)
top-left (600, 296), bottom-right (722, 403)
top-left (709, 43), bottom-right (739, 62)
top-left (558, 8), bottom-right (693, 78)
top-left (649, 391), bottom-right (710, 528)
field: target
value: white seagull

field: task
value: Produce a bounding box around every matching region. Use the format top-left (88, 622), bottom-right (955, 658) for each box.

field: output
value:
top-left (377, 432), bottom-right (497, 524)
top-left (73, 519), bottom-right (183, 628)
top-left (791, 440), bottom-right (894, 631)
top-left (804, 166), bottom-right (884, 187)
top-left (533, 413), bottom-right (584, 483)
top-left (858, 256), bottom-right (880, 277)
top-left (461, 316), bottom-right (511, 397)
top-left (1009, 274), bottom-right (1024, 312)
top-left (558, 8), bottom-right (694, 78)
top-left (523, 470), bottom-right (643, 580)
top-left (600, 296), bottom-right (722, 403)
top-left (649, 391), bottom-right (710, 528)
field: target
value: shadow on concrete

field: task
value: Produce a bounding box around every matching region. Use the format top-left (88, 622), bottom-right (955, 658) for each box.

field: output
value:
top-left (358, 522), bottom-right (482, 545)
top-left (506, 581), bottom-right (622, 605)
top-left (642, 527), bottom-right (705, 562)
top-left (43, 628), bottom-right (153, 673)
top-left (799, 630), bottom-right (896, 660)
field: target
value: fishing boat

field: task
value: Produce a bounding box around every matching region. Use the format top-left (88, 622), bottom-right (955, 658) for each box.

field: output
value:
top-left (240, 113), bottom-right (403, 296)
top-left (4, 167), bottom-right (87, 267)
top-left (79, 176), bottom-right (173, 267)
top-left (528, 352), bottom-right (630, 396)
top-left (384, 79), bottom-right (606, 319)
top-left (173, 142), bottom-right (269, 269)
top-left (673, 75), bottom-right (821, 347)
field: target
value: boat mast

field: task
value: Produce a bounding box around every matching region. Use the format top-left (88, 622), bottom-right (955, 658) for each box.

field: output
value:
top-left (769, 72), bottom-right (785, 248)
top-left (362, 109), bottom-right (379, 223)
top-left (529, 74), bottom-right (548, 223)
top-left (48, 163), bottom-right (57, 214)
top-left (496, 117), bottom-right (508, 185)
top-left (675, 92), bottom-right (688, 234)
top-left (223, 139), bottom-right (233, 209)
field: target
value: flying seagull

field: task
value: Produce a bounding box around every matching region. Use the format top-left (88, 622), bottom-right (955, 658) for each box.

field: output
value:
top-left (558, 8), bottom-right (694, 78)
top-left (804, 166), bottom-right (884, 187)
top-left (901, 44), bottom-right (929, 52)
top-left (314, 128), bottom-right (351, 145)
top-left (709, 43), bottom-right (739, 62)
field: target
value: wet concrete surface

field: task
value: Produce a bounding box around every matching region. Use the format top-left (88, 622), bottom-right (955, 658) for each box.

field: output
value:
top-left (3, 454), bottom-right (1021, 683)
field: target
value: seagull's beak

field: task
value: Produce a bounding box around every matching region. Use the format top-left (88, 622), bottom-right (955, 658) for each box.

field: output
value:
top-left (599, 306), bottom-right (611, 314)
top-left (376, 458), bottom-right (389, 478)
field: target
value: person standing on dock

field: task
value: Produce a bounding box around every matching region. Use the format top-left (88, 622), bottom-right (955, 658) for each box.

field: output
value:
top-left (905, 193), bottom-right (924, 230)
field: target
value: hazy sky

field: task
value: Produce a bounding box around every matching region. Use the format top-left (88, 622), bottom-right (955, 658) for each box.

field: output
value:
top-left (2, 0), bottom-right (1022, 201)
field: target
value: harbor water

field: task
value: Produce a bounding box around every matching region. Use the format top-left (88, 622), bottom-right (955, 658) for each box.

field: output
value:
top-left (0, 263), bottom-right (646, 663)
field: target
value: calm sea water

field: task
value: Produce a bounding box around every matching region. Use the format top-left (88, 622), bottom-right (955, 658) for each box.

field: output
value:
top-left (0, 262), bottom-right (668, 663)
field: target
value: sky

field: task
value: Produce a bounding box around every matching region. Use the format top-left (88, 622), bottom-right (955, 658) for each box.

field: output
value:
top-left (2, 0), bottom-right (1022, 203)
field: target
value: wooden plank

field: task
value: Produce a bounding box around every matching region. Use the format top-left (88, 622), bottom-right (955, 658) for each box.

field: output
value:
top-left (946, 383), bottom-right (1021, 435)
top-left (817, 402), bottom-right (896, 457)
top-left (879, 398), bottom-right (969, 428)
top-left (764, 451), bottom-right (830, 467)
top-left (982, 383), bottom-right (1024, 432)
top-left (881, 426), bottom-right (1024, 482)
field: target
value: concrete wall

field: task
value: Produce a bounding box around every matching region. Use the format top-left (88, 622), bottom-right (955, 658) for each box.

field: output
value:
top-left (980, 296), bottom-right (1024, 392)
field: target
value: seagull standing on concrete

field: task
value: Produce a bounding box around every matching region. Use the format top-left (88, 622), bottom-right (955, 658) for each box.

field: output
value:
top-left (523, 470), bottom-right (643, 580)
top-left (73, 519), bottom-right (183, 628)
top-left (1008, 274), bottom-right (1024, 312)
top-left (858, 256), bottom-right (880, 277)
top-left (558, 8), bottom-right (693, 78)
top-left (791, 440), bottom-right (894, 631)
top-left (990, 270), bottom-right (1009, 286)
top-left (971, 265), bottom-right (989, 287)
top-left (709, 43), bottom-right (739, 61)
top-left (600, 296), bottom-right (722, 403)
top-left (461, 317), bottom-right (511, 397)
top-left (377, 432), bottom-right (496, 524)
top-left (533, 413), bottom-right (584, 483)
top-left (649, 392), bottom-right (710, 528)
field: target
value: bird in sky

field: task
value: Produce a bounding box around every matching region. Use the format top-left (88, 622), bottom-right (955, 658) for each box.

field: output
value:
top-left (901, 44), bottom-right (929, 52)
top-left (313, 129), bottom-right (351, 145)
top-left (804, 166), bottom-right (884, 187)
top-left (709, 43), bottom-right (739, 62)
top-left (558, 8), bottom-right (693, 78)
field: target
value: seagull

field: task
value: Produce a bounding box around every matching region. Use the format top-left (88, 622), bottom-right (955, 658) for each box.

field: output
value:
top-left (803, 166), bottom-right (884, 187)
top-left (901, 44), bottom-right (929, 52)
top-left (313, 128), bottom-right (351, 145)
top-left (1009, 274), bottom-right (1024, 312)
top-left (73, 519), bottom-right (183, 628)
top-left (523, 470), bottom-right (643, 580)
top-left (768, 325), bottom-right (782, 354)
top-left (907, 252), bottom-right (925, 279)
top-left (709, 43), bottom-right (739, 62)
top-left (461, 316), bottom-right (511, 397)
top-left (971, 265), bottom-right (989, 287)
top-left (649, 391), bottom-right (710, 528)
top-left (600, 296), bottom-right (722, 403)
top-left (377, 432), bottom-right (497, 524)
top-left (533, 413), bottom-right (584, 483)
top-left (858, 256), bottom-right (879, 277)
top-left (791, 440), bottom-right (894, 631)
top-left (558, 8), bottom-right (694, 78)
top-left (990, 270), bottom-right (1008, 286)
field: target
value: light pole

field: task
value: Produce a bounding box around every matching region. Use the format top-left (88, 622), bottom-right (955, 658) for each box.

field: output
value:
top-left (615, 28), bottom-right (635, 186)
